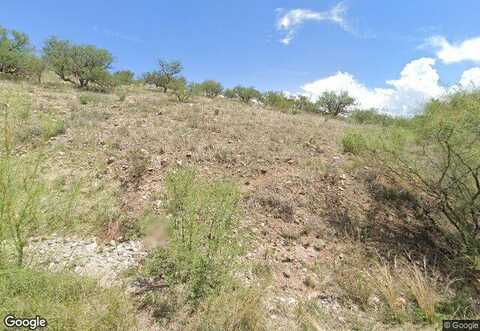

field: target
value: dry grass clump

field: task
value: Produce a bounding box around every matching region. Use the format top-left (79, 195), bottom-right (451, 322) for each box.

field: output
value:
top-left (365, 261), bottom-right (409, 322)
top-left (294, 300), bottom-right (327, 331)
top-left (334, 254), bottom-right (445, 326)
top-left (188, 286), bottom-right (268, 331)
top-left (402, 261), bottom-right (440, 323)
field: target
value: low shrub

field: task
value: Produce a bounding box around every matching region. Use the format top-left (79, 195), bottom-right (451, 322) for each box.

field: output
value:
top-left (349, 109), bottom-right (410, 127)
top-left (225, 86), bottom-right (262, 104)
top-left (78, 93), bottom-right (103, 105)
top-left (117, 91), bottom-right (127, 102)
top-left (0, 91), bottom-right (73, 266)
top-left (263, 91), bottom-right (294, 110)
top-left (341, 131), bottom-right (367, 155)
top-left (197, 80), bottom-right (223, 98)
top-left (144, 167), bottom-right (242, 304)
top-left (170, 77), bottom-right (194, 103)
top-left (41, 116), bottom-right (65, 140)
top-left (111, 70), bottom-right (135, 86)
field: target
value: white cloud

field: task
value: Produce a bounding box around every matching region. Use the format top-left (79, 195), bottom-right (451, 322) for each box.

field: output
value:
top-left (277, 2), bottom-right (349, 45)
top-left (301, 58), bottom-right (447, 116)
top-left (427, 36), bottom-right (480, 63)
top-left (458, 67), bottom-right (480, 89)
top-left (302, 72), bottom-right (393, 110)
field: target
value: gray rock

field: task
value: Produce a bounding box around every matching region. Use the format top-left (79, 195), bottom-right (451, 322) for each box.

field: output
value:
top-left (26, 236), bottom-right (146, 288)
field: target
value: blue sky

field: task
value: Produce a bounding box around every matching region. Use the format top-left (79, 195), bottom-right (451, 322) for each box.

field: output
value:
top-left (2, 1), bottom-right (480, 114)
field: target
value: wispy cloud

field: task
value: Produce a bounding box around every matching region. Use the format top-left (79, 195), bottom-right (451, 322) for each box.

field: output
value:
top-left (426, 35), bottom-right (480, 63)
top-left (93, 26), bottom-right (144, 44)
top-left (276, 2), bottom-right (350, 45)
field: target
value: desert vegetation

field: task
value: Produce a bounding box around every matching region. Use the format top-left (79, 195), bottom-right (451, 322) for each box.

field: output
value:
top-left (0, 24), bottom-right (479, 330)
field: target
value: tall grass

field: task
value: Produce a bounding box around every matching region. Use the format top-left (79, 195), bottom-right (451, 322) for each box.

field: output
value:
top-left (402, 262), bottom-right (440, 323)
top-left (0, 267), bottom-right (137, 330)
top-left (341, 130), bottom-right (367, 155)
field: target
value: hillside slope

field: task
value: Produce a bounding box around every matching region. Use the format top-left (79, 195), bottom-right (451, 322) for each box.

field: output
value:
top-left (0, 80), bottom-right (456, 330)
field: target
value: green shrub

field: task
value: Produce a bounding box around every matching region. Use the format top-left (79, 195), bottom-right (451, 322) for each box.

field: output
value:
top-left (263, 91), bottom-right (294, 110)
top-left (117, 91), bottom-right (127, 102)
top-left (144, 167), bottom-right (242, 304)
top-left (364, 91), bottom-right (480, 261)
top-left (341, 131), bottom-right (367, 155)
top-left (223, 88), bottom-right (236, 99)
top-left (349, 109), bottom-right (393, 126)
top-left (79, 95), bottom-right (89, 105)
top-left (0, 152), bottom-right (44, 267)
top-left (349, 109), bottom-right (410, 127)
top-left (41, 116), bottom-right (65, 140)
top-left (0, 26), bottom-right (45, 82)
top-left (262, 92), bottom-right (317, 114)
top-left (24, 56), bottom-right (46, 84)
top-left (316, 91), bottom-right (356, 117)
top-left (170, 77), bottom-right (194, 103)
top-left (197, 80), bottom-right (223, 98)
top-left (78, 93), bottom-right (103, 105)
top-left (0, 97), bottom-right (46, 266)
top-left (143, 59), bottom-right (183, 92)
top-left (0, 92), bottom-right (72, 266)
top-left (224, 86), bottom-right (262, 103)
top-left (111, 69), bottom-right (135, 86)
top-left (0, 267), bottom-right (137, 330)
top-left (43, 37), bottom-right (113, 89)
top-left (293, 95), bottom-right (317, 113)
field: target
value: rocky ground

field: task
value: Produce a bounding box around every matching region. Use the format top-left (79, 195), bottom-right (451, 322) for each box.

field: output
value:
top-left (26, 235), bottom-right (147, 287)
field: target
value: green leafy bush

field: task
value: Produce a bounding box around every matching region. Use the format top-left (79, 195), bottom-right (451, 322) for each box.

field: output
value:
top-left (226, 86), bottom-right (262, 103)
top-left (223, 88), bottom-right (236, 99)
top-left (349, 109), bottom-right (410, 127)
top-left (40, 116), bottom-right (65, 140)
top-left (0, 91), bottom-right (72, 266)
top-left (43, 37), bottom-right (113, 89)
top-left (341, 131), bottom-right (367, 155)
top-left (364, 91), bottom-right (480, 260)
top-left (144, 167), bottom-right (242, 304)
top-left (111, 69), bottom-right (135, 86)
top-left (170, 77), bottom-right (194, 103)
top-left (293, 95), bottom-right (317, 113)
top-left (316, 91), bottom-right (356, 117)
top-left (0, 151), bottom-right (44, 266)
top-left (0, 26), bottom-right (45, 82)
top-left (78, 93), bottom-right (103, 105)
top-left (197, 80), bottom-right (223, 98)
top-left (143, 59), bottom-right (183, 92)
top-left (263, 91), bottom-right (294, 110)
